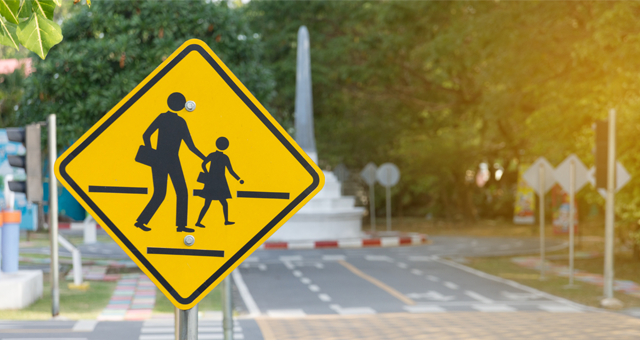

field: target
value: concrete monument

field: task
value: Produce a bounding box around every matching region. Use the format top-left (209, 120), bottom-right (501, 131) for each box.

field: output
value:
top-left (270, 26), bottom-right (364, 241)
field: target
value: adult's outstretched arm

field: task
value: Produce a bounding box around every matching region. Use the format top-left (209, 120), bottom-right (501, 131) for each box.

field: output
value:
top-left (182, 122), bottom-right (205, 160)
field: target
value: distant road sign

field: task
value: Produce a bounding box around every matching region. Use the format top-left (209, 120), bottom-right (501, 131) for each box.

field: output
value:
top-left (54, 40), bottom-right (324, 310)
top-left (522, 157), bottom-right (555, 195)
top-left (377, 163), bottom-right (400, 187)
top-left (553, 154), bottom-right (589, 193)
top-left (360, 162), bottom-right (377, 186)
top-left (587, 162), bottom-right (631, 197)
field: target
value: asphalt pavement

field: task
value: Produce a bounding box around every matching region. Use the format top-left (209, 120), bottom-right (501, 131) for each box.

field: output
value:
top-left (9, 235), bottom-right (640, 339)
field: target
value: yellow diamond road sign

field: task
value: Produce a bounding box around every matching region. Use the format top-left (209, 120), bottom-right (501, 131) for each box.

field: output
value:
top-left (55, 39), bottom-right (325, 309)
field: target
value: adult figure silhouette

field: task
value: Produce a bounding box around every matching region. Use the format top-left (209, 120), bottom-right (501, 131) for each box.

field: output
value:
top-left (195, 137), bottom-right (243, 227)
top-left (135, 92), bottom-right (205, 233)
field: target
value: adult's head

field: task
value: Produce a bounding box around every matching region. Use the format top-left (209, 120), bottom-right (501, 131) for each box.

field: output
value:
top-left (167, 92), bottom-right (186, 111)
top-left (216, 137), bottom-right (229, 150)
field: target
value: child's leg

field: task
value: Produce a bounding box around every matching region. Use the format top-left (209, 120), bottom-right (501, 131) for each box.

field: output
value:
top-left (196, 199), bottom-right (212, 227)
top-left (220, 199), bottom-right (234, 225)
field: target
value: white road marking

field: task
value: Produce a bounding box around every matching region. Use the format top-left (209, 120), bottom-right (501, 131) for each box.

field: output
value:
top-left (426, 275), bottom-right (439, 282)
top-left (330, 305), bottom-right (376, 315)
top-left (408, 256), bottom-right (433, 262)
top-left (279, 255), bottom-right (303, 262)
top-left (410, 269), bottom-right (423, 275)
top-left (309, 284), bottom-right (320, 292)
top-left (403, 305), bottom-right (446, 313)
top-left (397, 262), bottom-right (408, 268)
top-left (472, 304), bottom-right (516, 312)
top-left (72, 320), bottom-right (98, 332)
top-left (319, 294), bottom-right (331, 302)
top-left (231, 270), bottom-right (261, 317)
top-left (365, 255), bottom-right (393, 262)
top-left (141, 327), bottom-right (242, 333)
top-left (322, 255), bottom-right (346, 261)
top-left (282, 261), bottom-right (295, 270)
top-left (501, 291), bottom-right (543, 301)
top-left (267, 309), bottom-right (306, 317)
top-left (292, 270), bottom-right (303, 277)
top-left (244, 256), bottom-right (259, 262)
top-left (407, 291), bottom-right (455, 301)
top-left (3, 339), bottom-right (88, 340)
top-left (465, 291), bottom-right (494, 304)
top-left (258, 264), bottom-right (267, 271)
top-left (538, 305), bottom-right (584, 313)
top-left (435, 257), bottom-right (596, 311)
top-left (315, 263), bottom-right (324, 269)
top-left (300, 277), bottom-right (311, 284)
top-left (140, 335), bottom-right (244, 340)
top-left (443, 282), bottom-right (459, 290)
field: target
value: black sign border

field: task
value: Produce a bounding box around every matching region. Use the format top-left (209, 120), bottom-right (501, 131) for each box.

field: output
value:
top-left (58, 44), bottom-right (320, 304)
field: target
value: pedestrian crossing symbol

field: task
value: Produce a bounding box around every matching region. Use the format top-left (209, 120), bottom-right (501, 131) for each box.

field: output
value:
top-left (55, 39), bottom-right (325, 309)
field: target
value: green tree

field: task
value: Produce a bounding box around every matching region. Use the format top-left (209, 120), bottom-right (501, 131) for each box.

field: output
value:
top-left (18, 0), bottom-right (274, 147)
top-left (250, 1), bottom-right (640, 223)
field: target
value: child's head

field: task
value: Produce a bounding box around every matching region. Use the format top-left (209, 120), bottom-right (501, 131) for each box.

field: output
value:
top-left (216, 137), bottom-right (229, 150)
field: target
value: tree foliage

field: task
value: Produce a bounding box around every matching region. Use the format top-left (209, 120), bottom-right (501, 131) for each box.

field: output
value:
top-left (248, 1), bottom-right (640, 222)
top-left (0, 0), bottom-right (80, 59)
top-left (18, 0), bottom-right (274, 147)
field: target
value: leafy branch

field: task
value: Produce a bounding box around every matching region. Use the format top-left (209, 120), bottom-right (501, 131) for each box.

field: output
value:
top-left (0, 0), bottom-right (89, 59)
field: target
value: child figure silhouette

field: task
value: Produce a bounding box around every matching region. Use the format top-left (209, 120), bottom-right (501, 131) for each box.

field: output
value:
top-left (195, 137), bottom-right (243, 227)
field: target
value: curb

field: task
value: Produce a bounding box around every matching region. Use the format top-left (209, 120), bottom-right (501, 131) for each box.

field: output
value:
top-left (259, 232), bottom-right (429, 250)
top-left (59, 222), bottom-right (102, 230)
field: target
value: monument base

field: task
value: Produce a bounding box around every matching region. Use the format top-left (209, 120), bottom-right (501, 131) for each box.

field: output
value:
top-left (0, 270), bottom-right (43, 310)
top-left (270, 171), bottom-right (365, 241)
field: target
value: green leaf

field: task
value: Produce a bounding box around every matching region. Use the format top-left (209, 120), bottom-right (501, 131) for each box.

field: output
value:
top-left (32, 0), bottom-right (54, 20)
top-left (0, 0), bottom-right (20, 24)
top-left (0, 17), bottom-right (18, 49)
top-left (17, 0), bottom-right (32, 18)
top-left (17, 12), bottom-right (62, 59)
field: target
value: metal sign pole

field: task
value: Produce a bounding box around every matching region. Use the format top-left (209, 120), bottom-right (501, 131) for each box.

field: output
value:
top-left (222, 276), bottom-right (233, 340)
top-left (539, 163), bottom-right (545, 280)
top-left (386, 169), bottom-right (391, 232)
top-left (604, 109), bottom-right (616, 300)
top-left (568, 160), bottom-right (576, 287)
top-left (48, 114), bottom-right (59, 317)
top-left (174, 307), bottom-right (180, 340)
top-left (369, 184), bottom-right (376, 232)
top-left (177, 304), bottom-right (198, 340)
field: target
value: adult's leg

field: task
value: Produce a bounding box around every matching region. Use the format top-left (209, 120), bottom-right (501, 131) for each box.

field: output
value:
top-left (137, 166), bottom-right (169, 225)
top-left (220, 200), bottom-right (234, 225)
top-left (196, 200), bottom-right (212, 228)
top-left (168, 162), bottom-right (188, 228)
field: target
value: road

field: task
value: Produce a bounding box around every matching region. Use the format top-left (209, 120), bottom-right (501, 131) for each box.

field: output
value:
top-left (7, 236), bottom-right (640, 339)
top-left (235, 236), bottom-right (579, 316)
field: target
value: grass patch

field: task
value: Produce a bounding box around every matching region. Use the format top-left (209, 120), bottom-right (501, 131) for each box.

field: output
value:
top-left (0, 276), bottom-right (116, 320)
top-left (466, 256), bottom-right (640, 309)
top-left (154, 286), bottom-right (222, 313)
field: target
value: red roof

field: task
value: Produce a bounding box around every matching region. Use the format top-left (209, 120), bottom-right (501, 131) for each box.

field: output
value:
top-left (0, 59), bottom-right (33, 76)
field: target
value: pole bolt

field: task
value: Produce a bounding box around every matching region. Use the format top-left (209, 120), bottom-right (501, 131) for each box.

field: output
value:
top-left (184, 235), bottom-right (195, 247)
top-left (185, 101), bottom-right (196, 112)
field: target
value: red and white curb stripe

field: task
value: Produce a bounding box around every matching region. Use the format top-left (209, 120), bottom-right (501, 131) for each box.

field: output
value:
top-left (259, 233), bottom-right (429, 250)
top-left (59, 222), bottom-right (102, 230)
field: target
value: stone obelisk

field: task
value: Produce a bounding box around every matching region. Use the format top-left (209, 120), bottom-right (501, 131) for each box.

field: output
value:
top-left (294, 26), bottom-right (317, 163)
top-left (269, 26), bottom-right (364, 241)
